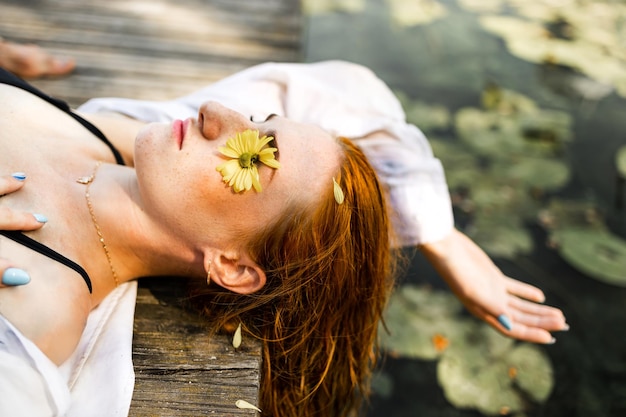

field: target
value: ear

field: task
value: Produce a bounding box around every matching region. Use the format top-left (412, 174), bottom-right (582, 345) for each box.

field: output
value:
top-left (205, 250), bottom-right (266, 295)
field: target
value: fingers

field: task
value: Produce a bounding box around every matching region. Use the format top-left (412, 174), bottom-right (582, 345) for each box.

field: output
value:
top-left (507, 297), bottom-right (568, 332)
top-left (0, 173), bottom-right (47, 231)
top-left (0, 172), bottom-right (38, 288)
top-left (506, 324), bottom-right (558, 345)
top-left (489, 296), bottom-right (568, 344)
top-left (504, 276), bottom-right (546, 303)
top-left (0, 172), bottom-right (27, 195)
top-left (0, 206), bottom-right (47, 231)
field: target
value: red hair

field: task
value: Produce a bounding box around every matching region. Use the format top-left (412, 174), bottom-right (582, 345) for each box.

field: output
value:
top-left (191, 137), bottom-right (396, 416)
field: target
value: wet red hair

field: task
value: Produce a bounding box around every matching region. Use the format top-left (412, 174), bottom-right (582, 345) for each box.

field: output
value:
top-left (192, 137), bottom-right (396, 416)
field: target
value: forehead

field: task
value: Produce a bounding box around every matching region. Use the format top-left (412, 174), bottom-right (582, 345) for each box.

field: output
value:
top-left (267, 118), bottom-right (342, 204)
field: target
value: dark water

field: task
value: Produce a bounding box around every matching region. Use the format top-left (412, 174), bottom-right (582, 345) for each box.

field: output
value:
top-left (304, 1), bottom-right (626, 416)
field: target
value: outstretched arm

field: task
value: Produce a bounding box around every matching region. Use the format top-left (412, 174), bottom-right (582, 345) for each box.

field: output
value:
top-left (0, 173), bottom-right (47, 287)
top-left (419, 228), bottom-right (568, 344)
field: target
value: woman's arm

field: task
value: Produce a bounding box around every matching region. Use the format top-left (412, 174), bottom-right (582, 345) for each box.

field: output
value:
top-left (0, 173), bottom-right (47, 287)
top-left (419, 228), bottom-right (568, 344)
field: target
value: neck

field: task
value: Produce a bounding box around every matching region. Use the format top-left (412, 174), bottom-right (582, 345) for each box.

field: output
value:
top-left (78, 163), bottom-right (204, 298)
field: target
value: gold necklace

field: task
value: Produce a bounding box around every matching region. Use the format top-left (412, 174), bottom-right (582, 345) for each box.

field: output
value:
top-left (76, 161), bottom-right (119, 288)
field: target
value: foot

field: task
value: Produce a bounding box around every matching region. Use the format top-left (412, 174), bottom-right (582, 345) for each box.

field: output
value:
top-left (0, 39), bottom-right (75, 79)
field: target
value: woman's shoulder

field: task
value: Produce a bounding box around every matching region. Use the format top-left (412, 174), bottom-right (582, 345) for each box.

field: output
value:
top-left (0, 240), bottom-right (92, 365)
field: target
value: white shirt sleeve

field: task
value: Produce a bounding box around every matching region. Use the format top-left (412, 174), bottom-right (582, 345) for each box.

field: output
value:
top-left (79, 61), bottom-right (454, 246)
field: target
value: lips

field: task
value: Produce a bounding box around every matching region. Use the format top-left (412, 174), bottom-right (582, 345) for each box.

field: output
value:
top-left (173, 119), bottom-right (184, 149)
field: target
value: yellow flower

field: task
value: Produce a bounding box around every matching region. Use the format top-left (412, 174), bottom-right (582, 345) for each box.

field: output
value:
top-left (216, 129), bottom-right (280, 192)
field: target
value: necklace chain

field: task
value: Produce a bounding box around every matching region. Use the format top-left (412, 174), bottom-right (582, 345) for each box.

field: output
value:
top-left (77, 161), bottom-right (119, 288)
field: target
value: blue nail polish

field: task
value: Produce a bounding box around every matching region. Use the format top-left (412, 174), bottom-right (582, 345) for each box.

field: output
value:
top-left (497, 314), bottom-right (513, 331)
top-left (33, 213), bottom-right (48, 223)
top-left (2, 268), bottom-right (31, 286)
top-left (11, 172), bottom-right (26, 181)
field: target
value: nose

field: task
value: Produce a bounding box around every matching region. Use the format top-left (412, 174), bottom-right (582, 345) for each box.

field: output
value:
top-left (197, 101), bottom-right (251, 140)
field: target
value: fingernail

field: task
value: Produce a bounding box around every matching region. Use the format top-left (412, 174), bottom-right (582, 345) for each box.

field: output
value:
top-left (33, 213), bottom-right (48, 223)
top-left (561, 323), bottom-right (570, 331)
top-left (11, 172), bottom-right (26, 181)
top-left (2, 268), bottom-right (31, 286)
top-left (546, 337), bottom-right (556, 345)
top-left (497, 314), bottom-right (513, 331)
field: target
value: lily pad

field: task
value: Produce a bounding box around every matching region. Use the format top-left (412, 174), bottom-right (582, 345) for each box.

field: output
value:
top-left (379, 285), bottom-right (468, 360)
top-left (385, 0), bottom-right (448, 27)
top-left (468, 213), bottom-right (534, 258)
top-left (429, 138), bottom-right (482, 188)
top-left (457, 0), bottom-right (504, 14)
top-left (301, 0), bottom-right (364, 14)
top-left (499, 156), bottom-right (570, 191)
top-left (438, 338), bottom-right (554, 415)
top-left (455, 108), bottom-right (525, 158)
top-left (552, 228), bottom-right (626, 286)
top-left (404, 101), bottom-right (451, 133)
top-left (537, 197), bottom-right (605, 231)
top-left (381, 285), bottom-right (554, 414)
top-left (616, 145), bottom-right (626, 177)
top-left (479, 12), bottom-right (626, 98)
top-left (518, 110), bottom-right (573, 147)
top-left (508, 344), bottom-right (554, 402)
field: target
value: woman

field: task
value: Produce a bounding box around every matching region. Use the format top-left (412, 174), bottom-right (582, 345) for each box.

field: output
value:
top-left (0, 61), bottom-right (566, 416)
top-left (0, 64), bottom-right (393, 417)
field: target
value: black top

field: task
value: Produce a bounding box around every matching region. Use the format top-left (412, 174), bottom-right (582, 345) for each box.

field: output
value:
top-left (0, 68), bottom-right (127, 293)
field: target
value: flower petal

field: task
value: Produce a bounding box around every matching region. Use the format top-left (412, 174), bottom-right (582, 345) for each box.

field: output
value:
top-left (250, 166), bottom-right (262, 192)
top-left (215, 129), bottom-right (280, 193)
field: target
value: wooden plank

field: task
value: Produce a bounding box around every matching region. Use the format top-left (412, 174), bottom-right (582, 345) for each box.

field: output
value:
top-left (131, 278), bottom-right (262, 417)
top-left (0, 0), bottom-right (303, 106)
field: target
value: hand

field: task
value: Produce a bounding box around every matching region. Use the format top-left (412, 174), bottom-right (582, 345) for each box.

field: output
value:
top-left (0, 173), bottom-right (47, 287)
top-left (419, 228), bottom-right (568, 344)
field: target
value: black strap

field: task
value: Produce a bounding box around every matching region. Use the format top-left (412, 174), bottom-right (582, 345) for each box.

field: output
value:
top-left (0, 68), bottom-right (125, 166)
top-left (0, 230), bottom-right (92, 293)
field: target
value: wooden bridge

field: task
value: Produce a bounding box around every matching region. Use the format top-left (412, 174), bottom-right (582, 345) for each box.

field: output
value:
top-left (0, 0), bottom-right (304, 415)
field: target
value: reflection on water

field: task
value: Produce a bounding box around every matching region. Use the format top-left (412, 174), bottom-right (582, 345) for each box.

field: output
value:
top-left (304, 0), bottom-right (626, 416)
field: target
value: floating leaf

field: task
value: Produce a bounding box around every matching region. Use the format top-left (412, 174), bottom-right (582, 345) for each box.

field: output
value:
top-left (507, 344), bottom-right (554, 402)
top-left (438, 339), bottom-right (553, 415)
top-left (468, 214), bottom-right (534, 258)
top-left (552, 228), bottom-right (626, 286)
top-left (479, 12), bottom-right (626, 98)
top-left (301, 0), bottom-right (365, 15)
top-left (386, 0), bottom-right (448, 27)
top-left (379, 285), bottom-right (468, 360)
top-left (537, 197), bottom-right (605, 231)
top-left (381, 285), bottom-right (554, 414)
top-left (500, 156), bottom-right (570, 191)
top-left (403, 100), bottom-right (451, 133)
top-left (429, 139), bottom-right (482, 188)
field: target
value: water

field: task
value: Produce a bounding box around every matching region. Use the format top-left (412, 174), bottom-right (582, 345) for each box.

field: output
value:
top-left (303, 1), bottom-right (626, 416)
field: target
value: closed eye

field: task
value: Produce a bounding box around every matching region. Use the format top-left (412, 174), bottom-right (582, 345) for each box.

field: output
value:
top-left (266, 130), bottom-right (279, 160)
top-left (252, 114), bottom-right (280, 160)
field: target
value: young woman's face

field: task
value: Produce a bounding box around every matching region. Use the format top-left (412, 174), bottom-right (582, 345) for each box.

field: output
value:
top-left (134, 101), bottom-right (342, 247)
